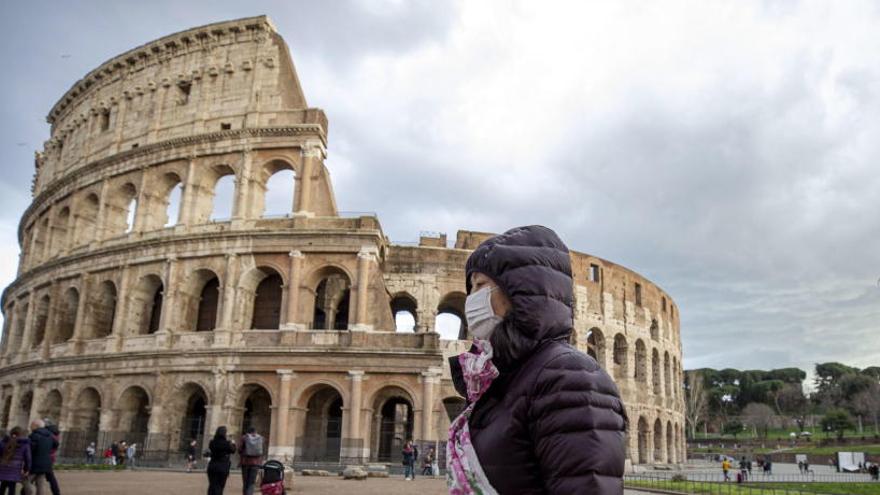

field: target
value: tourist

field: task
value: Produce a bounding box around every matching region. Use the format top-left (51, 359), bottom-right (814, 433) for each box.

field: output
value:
top-left (238, 427), bottom-right (263, 495)
top-left (421, 447), bottom-right (435, 476)
top-left (401, 441), bottom-right (416, 480)
top-left (29, 419), bottom-right (58, 495)
top-left (117, 441), bottom-right (127, 467)
top-left (447, 226), bottom-right (627, 494)
top-left (43, 422), bottom-right (60, 495)
top-left (109, 441), bottom-right (118, 466)
top-left (186, 439), bottom-right (198, 473)
top-left (0, 426), bottom-right (31, 495)
top-left (85, 442), bottom-right (95, 464)
top-left (721, 458), bottom-right (731, 481)
top-left (126, 443), bottom-right (136, 468)
top-left (206, 426), bottom-right (236, 495)
top-left (797, 460), bottom-right (803, 474)
top-left (739, 456), bottom-right (748, 481)
top-left (103, 446), bottom-right (113, 465)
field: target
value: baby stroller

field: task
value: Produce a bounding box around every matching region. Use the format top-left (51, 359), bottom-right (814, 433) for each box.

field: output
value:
top-left (260, 460), bottom-right (285, 495)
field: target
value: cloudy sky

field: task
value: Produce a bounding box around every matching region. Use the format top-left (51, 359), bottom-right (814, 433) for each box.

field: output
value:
top-left (1, 1), bottom-right (878, 376)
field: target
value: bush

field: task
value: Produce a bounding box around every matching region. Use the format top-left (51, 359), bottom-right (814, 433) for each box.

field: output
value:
top-left (671, 474), bottom-right (688, 482)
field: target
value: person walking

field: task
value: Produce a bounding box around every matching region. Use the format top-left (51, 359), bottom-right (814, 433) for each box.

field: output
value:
top-left (206, 427), bottom-right (236, 495)
top-left (28, 419), bottom-right (58, 495)
top-left (0, 426), bottom-right (31, 495)
top-left (85, 443), bottom-right (95, 465)
top-left (722, 458), bottom-right (731, 481)
top-left (43, 422), bottom-right (60, 495)
top-left (185, 439), bottom-right (197, 473)
top-left (109, 441), bottom-right (118, 466)
top-left (237, 427), bottom-right (263, 495)
top-left (421, 447), bottom-right (435, 476)
top-left (126, 443), bottom-right (136, 468)
top-left (402, 441), bottom-right (416, 481)
top-left (447, 226), bottom-right (627, 495)
top-left (117, 441), bottom-right (127, 467)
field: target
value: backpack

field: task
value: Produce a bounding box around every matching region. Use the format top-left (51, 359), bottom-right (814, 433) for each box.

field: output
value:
top-left (243, 434), bottom-right (263, 457)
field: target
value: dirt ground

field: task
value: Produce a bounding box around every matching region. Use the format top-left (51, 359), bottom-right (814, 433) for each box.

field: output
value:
top-left (54, 470), bottom-right (449, 495)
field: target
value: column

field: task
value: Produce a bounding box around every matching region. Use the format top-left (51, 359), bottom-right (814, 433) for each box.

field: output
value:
top-left (271, 370), bottom-right (294, 461)
top-left (178, 156), bottom-right (199, 226)
top-left (214, 254), bottom-right (238, 348)
top-left (232, 147), bottom-right (252, 220)
top-left (5, 383), bottom-right (20, 430)
top-left (41, 284), bottom-right (59, 361)
top-left (156, 257), bottom-right (178, 349)
top-left (93, 180), bottom-right (110, 244)
top-left (110, 265), bottom-right (131, 352)
top-left (29, 384), bottom-right (46, 425)
top-left (18, 292), bottom-right (37, 360)
top-left (1, 305), bottom-right (17, 362)
top-left (71, 274), bottom-right (91, 354)
top-left (344, 370), bottom-right (364, 463)
top-left (132, 170), bottom-right (151, 233)
top-left (281, 251), bottom-right (304, 330)
top-left (351, 247), bottom-right (376, 332)
top-left (294, 142), bottom-right (323, 217)
top-left (420, 370), bottom-right (439, 444)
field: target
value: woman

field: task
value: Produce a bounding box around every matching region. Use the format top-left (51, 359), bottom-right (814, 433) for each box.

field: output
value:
top-left (206, 427), bottom-right (236, 495)
top-left (0, 426), bottom-right (31, 495)
top-left (401, 441), bottom-right (415, 481)
top-left (185, 439), bottom-right (197, 473)
top-left (447, 225), bottom-right (627, 494)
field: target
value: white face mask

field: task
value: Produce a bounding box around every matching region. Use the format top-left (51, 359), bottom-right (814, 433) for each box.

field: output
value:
top-left (465, 286), bottom-right (503, 340)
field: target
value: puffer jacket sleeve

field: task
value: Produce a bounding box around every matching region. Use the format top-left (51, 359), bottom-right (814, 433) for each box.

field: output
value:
top-left (528, 349), bottom-right (628, 494)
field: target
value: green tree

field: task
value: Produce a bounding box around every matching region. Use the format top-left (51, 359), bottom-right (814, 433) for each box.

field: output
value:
top-left (722, 420), bottom-right (745, 439)
top-left (820, 409), bottom-right (854, 440)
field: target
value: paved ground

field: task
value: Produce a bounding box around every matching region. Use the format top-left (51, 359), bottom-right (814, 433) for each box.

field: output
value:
top-left (52, 470), bottom-right (653, 494)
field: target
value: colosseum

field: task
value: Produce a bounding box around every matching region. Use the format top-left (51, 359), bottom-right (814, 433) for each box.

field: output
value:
top-left (0, 16), bottom-right (684, 468)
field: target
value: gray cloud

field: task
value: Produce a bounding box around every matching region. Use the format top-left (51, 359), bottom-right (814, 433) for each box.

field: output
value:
top-left (1, 1), bottom-right (878, 377)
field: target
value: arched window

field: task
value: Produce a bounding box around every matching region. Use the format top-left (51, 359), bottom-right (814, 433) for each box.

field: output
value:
top-left (262, 168), bottom-right (295, 217)
top-left (313, 272), bottom-right (351, 330)
top-left (74, 194), bottom-right (100, 246)
top-left (613, 334), bottom-right (628, 380)
top-left (131, 275), bottom-right (163, 335)
top-left (50, 207), bottom-right (71, 255)
top-left (205, 166), bottom-right (236, 222)
top-left (587, 327), bottom-right (606, 365)
top-left (652, 348), bottom-right (661, 394)
top-left (634, 339), bottom-right (647, 383)
top-left (164, 181), bottom-right (183, 227)
top-left (437, 292), bottom-right (466, 340)
top-left (32, 295), bottom-right (50, 348)
top-left (196, 277), bottom-right (220, 331)
top-left (85, 281), bottom-right (117, 339)
top-left (251, 272), bottom-right (283, 329)
top-left (391, 293), bottom-right (418, 333)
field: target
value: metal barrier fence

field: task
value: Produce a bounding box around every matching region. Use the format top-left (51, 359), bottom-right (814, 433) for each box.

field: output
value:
top-left (625, 472), bottom-right (876, 494)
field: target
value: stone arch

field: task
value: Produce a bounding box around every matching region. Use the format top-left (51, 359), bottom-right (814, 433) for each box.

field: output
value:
top-left (34, 216), bottom-right (49, 261)
top-left (62, 386), bottom-right (102, 458)
top-left (650, 318), bottom-right (659, 341)
top-left (54, 287), bottom-right (79, 343)
top-left (105, 182), bottom-right (138, 237)
top-left (255, 158), bottom-right (297, 218)
top-left (115, 385), bottom-right (151, 442)
top-left (298, 384), bottom-right (344, 462)
top-left (237, 384), bottom-right (272, 446)
top-left (157, 172), bottom-right (184, 229)
top-left (84, 280), bottom-right (117, 339)
top-left (651, 348), bottom-right (661, 395)
top-left (664, 351), bottom-right (672, 397)
top-left (308, 266), bottom-right (352, 331)
top-left (653, 418), bottom-right (663, 463)
top-left (16, 390), bottom-right (33, 429)
top-left (666, 419), bottom-right (674, 464)
top-left (672, 356), bottom-right (680, 399)
top-left (171, 382), bottom-right (210, 452)
top-left (240, 266), bottom-right (284, 330)
top-left (195, 164), bottom-right (236, 223)
top-left (634, 339), bottom-right (647, 383)
top-left (73, 192), bottom-right (100, 246)
top-left (637, 416), bottom-right (648, 464)
top-left (370, 385), bottom-right (416, 462)
top-left (587, 327), bottom-right (606, 365)
top-left (437, 291), bottom-right (467, 340)
top-left (32, 295), bottom-right (50, 348)
top-left (37, 389), bottom-right (63, 423)
top-left (10, 301), bottom-right (26, 353)
top-left (180, 269), bottom-right (221, 332)
top-left (50, 206), bottom-right (71, 255)
top-left (613, 333), bottom-right (628, 380)
top-left (391, 292), bottom-right (418, 333)
top-left (130, 274), bottom-right (164, 335)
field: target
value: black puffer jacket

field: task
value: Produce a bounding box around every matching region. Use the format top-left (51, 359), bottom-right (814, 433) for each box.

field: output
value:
top-left (450, 225), bottom-right (627, 494)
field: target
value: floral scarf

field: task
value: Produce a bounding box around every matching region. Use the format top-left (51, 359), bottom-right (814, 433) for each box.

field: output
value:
top-left (447, 339), bottom-right (500, 495)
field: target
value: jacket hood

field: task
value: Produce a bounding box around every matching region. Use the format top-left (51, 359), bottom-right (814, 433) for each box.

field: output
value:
top-left (31, 427), bottom-right (52, 438)
top-left (464, 225), bottom-right (574, 371)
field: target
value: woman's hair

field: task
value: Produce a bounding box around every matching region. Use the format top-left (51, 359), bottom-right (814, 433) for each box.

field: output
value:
top-left (214, 426), bottom-right (227, 439)
top-left (1, 426), bottom-right (23, 464)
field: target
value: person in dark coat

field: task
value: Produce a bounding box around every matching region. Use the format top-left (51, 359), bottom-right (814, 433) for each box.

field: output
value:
top-left (29, 419), bottom-right (59, 495)
top-left (447, 225), bottom-right (627, 494)
top-left (43, 422), bottom-right (61, 495)
top-left (206, 426), bottom-right (236, 495)
top-left (0, 426), bottom-right (31, 495)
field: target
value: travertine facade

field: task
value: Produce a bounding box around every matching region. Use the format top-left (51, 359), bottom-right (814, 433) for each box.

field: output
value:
top-left (0, 16), bottom-right (684, 466)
